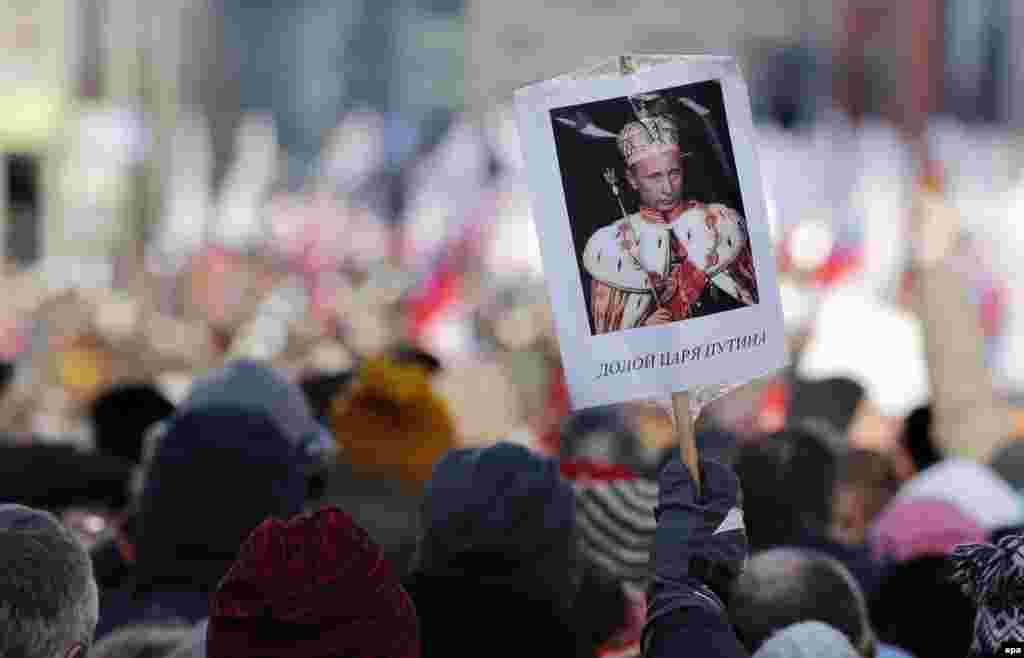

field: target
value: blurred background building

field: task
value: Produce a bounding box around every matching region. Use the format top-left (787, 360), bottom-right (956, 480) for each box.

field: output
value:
top-left (4, 0), bottom-right (1024, 396)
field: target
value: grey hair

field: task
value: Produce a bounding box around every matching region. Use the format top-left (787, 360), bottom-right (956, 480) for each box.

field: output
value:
top-left (161, 620), bottom-right (206, 658)
top-left (163, 640), bottom-right (202, 658)
top-left (729, 548), bottom-right (877, 658)
top-left (0, 509), bottom-right (100, 658)
top-left (86, 624), bottom-right (193, 658)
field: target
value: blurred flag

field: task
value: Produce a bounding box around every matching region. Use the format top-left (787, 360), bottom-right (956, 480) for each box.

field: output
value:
top-left (214, 113), bottom-right (279, 249)
top-left (400, 116), bottom-right (495, 348)
top-left (318, 109), bottom-right (387, 194)
top-left (400, 115), bottom-right (492, 272)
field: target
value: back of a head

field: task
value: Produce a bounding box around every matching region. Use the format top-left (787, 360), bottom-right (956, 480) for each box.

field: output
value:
top-left (832, 449), bottom-right (901, 546)
top-left (837, 449), bottom-right (900, 519)
top-left (753, 621), bottom-right (861, 658)
top-left (901, 405), bottom-right (940, 473)
top-left (134, 406), bottom-right (307, 593)
top-left (162, 621), bottom-right (205, 658)
top-left (786, 376), bottom-right (866, 437)
top-left (164, 643), bottom-right (200, 658)
top-left (734, 430), bottom-right (837, 550)
top-left (421, 442), bottom-right (575, 563)
top-left (86, 624), bottom-right (192, 658)
top-left (298, 370), bottom-right (354, 424)
top-left (183, 359), bottom-right (323, 452)
top-left (781, 427), bottom-right (841, 535)
top-left (0, 443), bottom-right (133, 511)
top-left (90, 384), bottom-right (175, 464)
top-left (0, 360), bottom-right (14, 397)
top-left (729, 548), bottom-right (874, 656)
top-left (734, 440), bottom-right (801, 550)
top-left (0, 504), bottom-right (99, 658)
top-left (869, 555), bottom-right (974, 658)
top-left (559, 407), bottom-right (662, 478)
top-left (990, 440), bottom-right (1024, 492)
top-left (418, 442), bottom-right (580, 607)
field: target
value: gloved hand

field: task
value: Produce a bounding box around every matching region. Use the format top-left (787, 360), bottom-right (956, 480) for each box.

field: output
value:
top-left (646, 452), bottom-right (748, 625)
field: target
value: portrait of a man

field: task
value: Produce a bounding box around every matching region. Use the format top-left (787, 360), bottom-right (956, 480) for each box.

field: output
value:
top-left (552, 82), bottom-right (759, 336)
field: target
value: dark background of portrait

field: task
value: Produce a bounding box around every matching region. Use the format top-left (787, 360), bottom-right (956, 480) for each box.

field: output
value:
top-left (549, 80), bottom-right (746, 334)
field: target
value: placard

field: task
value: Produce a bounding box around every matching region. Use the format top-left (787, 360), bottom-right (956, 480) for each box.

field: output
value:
top-left (514, 56), bottom-right (785, 409)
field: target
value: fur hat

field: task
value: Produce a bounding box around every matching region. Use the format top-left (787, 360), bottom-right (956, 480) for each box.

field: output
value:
top-left (328, 356), bottom-right (456, 489)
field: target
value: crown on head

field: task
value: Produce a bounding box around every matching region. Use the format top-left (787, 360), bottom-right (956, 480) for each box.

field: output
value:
top-left (617, 113), bottom-right (682, 167)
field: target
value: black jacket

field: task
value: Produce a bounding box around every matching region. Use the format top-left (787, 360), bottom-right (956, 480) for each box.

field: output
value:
top-left (403, 567), bottom-right (595, 658)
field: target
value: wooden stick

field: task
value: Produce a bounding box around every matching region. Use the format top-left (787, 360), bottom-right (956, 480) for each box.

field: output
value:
top-left (671, 391), bottom-right (702, 496)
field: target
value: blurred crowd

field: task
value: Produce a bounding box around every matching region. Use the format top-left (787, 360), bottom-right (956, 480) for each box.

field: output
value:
top-left (5, 96), bottom-right (1024, 658)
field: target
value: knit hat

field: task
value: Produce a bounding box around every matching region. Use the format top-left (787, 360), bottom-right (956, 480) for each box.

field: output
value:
top-left (183, 358), bottom-right (335, 468)
top-left (753, 621), bottom-right (860, 658)
top-left (869, 497), bottom-right (987, 563)
top-left (207, 506), bottom-right (418, 658)
top-left (134, 405), bottom-right (308, 593)
top-left (952, 533), bottom-right (1024, 656)
top-left (991, 441), bottom-right (1024, 492)
top-left (328, 356), bottom-right (456, 489)
top-left (561, 458), bottom-right (657, 588)
top-left (897, 457), bottom-right (1023, 530)
top-left (419, 443), bottom-right (577, 590)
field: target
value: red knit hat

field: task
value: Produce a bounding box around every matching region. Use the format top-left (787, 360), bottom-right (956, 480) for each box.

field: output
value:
top-left (207, 506), bottom-right (419, 658)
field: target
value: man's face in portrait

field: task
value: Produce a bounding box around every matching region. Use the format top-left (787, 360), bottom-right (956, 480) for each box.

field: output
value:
top-left (626, 148), bottom-right (684, 213)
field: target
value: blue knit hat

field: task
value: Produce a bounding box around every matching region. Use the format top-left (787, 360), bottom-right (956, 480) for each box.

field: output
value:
top-left (134, 405), bottom-right (308, 592)
top-left (182, 359), bottom-right (335, 468)
top-left (421, 442), bottom-right (576, 569)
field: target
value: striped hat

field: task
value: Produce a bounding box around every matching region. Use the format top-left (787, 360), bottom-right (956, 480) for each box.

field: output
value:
top-left (951, 532), bottom-right (1024, 656)
top-left (561, 459), bottom-right (658, 587)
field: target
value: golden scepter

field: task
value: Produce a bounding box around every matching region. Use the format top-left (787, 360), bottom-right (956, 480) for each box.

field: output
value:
top-left (602, 167), bottom-right (667, 313)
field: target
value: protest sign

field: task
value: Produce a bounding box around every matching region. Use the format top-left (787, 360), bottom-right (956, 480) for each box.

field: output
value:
top-left (514, 55), bottom-right (785, 411)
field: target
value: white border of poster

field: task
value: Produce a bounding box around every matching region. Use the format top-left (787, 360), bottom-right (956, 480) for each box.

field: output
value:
top-left (514, 56), bottom-right (786, 410)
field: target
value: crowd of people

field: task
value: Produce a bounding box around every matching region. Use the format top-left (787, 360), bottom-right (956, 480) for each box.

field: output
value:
top-left (4, 101), bottom-right (1024, 657)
